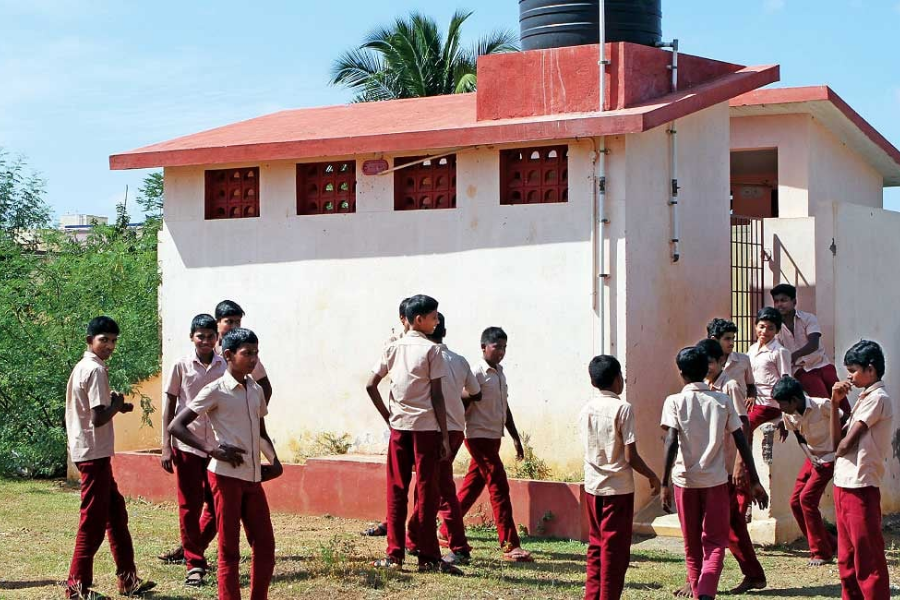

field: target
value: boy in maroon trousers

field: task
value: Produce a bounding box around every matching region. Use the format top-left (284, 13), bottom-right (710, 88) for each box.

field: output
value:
top-left (160, 313), bottom-right (226, 586)
top-left (65, 317), bottom-right (155, 598)
top-left (366, 294), bottom-right (459, 574)
top-left (831, 340), bottom-right (892, 599)
top-left (169, 328), bottom-right (284, 600)
top-left (580, 355), bottom-right (660, 600)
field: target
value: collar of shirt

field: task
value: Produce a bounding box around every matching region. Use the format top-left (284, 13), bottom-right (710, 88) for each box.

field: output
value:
top-left (682, 382), bottom-right (710, 393)
top-left (597, 390), bottom-right (620, 400)
top-left (405, 330), bottom-right (430, 341)
top-left (221, 370), bottom-right (247, 391)
top-left (710, 371), bottom-right (729, 391)
top-left (858, 381), bottom-right (885, 401)
top-left (480, 358), bottom-right (503, 374)
top-left (83, 351), bottom-right (107, 368)
top-left (754, 339), bottom-right (783, 354)
top-left (193, 351), bottom-right (226, 370)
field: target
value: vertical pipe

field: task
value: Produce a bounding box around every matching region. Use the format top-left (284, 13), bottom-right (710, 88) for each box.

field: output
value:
top-left (661, 39), bottom-right (680, 263)
top-left (598, 137), bottom-right (608, 354)
top-left (598, 0), bottom-right (606, 113)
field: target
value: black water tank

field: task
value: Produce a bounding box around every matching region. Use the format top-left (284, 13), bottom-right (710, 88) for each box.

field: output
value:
top-left (519, 0), bottom-right (662, 51)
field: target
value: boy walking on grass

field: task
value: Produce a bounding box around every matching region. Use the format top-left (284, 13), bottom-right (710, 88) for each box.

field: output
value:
top-left (65, 316), bottom-right (155, 599)
top-left (580, 355), bottom-right (660, 600)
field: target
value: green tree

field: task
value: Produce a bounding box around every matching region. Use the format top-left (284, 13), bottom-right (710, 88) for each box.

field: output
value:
top-left (0, 149), bottom-right (51, 241)
top-left (330, 10), bottom-right (518, 102)
top-left (136, 171), bottom-right (163, 221)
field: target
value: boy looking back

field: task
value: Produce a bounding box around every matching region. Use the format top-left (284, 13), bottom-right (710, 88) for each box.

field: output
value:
top-left (65, 317), bottom-right (155, 598)
top-left (580, 355), bottom-right (659, 600)
top-left (215, 300), bottom-right (272, 404)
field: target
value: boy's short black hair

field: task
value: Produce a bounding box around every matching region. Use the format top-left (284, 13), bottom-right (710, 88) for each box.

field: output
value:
top-left (429, 312), bottom-right (447, 342)
top-left (404, 294), bottom-right (438, 323)
top-left (221, 327), bottom-right (258, 354)
top-left (696, 338), bottom-right (724, 362)
top-left (756, 307), bottom-right (783, 331)
top-left (191, 314), bottom-right (217, 335)
top-left (87, 316), bottom-right (120, 337)
top-left (589, 355), bottom-right (622, 389)
top-left (215, 300), bottom-right (245, 321)
top-left (773, 376), bottom-right (804, 403)
top-left (481, 326), bottom-right (508, 346)
top-left (844, 340), bottom-right (885, 378)
top-left (676, 346), bottom-right (709, 382)
top-left (770, 283), bottom-right (797, 300)
top-left (399, 297), bottom-right (411, 318)
top-left (707, 318), bottom-right (738, 339)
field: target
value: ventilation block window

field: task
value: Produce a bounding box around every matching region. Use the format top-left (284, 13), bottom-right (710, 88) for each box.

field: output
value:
top-left (394, 155), bottom-right (457, 211)
top-left (205, 167), bottom-right (260, 220)
top-left (296, 161), bottom-right (357, 215)
top-left (500, 145), bottom-right (569, 205)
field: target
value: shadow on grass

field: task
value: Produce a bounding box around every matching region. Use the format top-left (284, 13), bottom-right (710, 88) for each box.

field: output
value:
top-left (725, 583), bottom-right (843, 597)
top-left (0, 579), bottom-right (58, 590)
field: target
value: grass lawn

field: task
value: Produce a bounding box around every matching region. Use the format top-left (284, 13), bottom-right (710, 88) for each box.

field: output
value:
top-left (0, 478), bottom-right (898, 599)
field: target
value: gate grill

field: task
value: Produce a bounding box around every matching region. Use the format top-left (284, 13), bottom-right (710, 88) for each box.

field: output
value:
top-left (731, 215), bottom-right (765, 353)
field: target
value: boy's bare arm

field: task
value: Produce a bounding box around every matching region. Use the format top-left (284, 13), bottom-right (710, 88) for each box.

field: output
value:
top-left (504, 407), bottom-right (524, 459)
top-left (625, 442), bottom-right (661, 495)
top-left (660, 426), bottom-right (679, 513)
top-left (91, 392), bottom-right (131, 427)
top-left (791, 332), bottom-right (821, 364)
top-left (733, 416), bottom-right (751, 488)
top-left (168, 407), bottom-right (245, 467)
top-left (831, 381), bottom-right (851, 453)
top-left (430, 379), bottom-right (451, 460)
top-left (257, 376), bottom-right (273, 405)
top-left (160, 393), bottom-right (178, 473)
top-left (462, 391), bottom-right (482, 409)
top-left (836, 422), bottom-right (868, 458)
top-left (365, 373), bottom-right (390, 425)
top-left (747, 383), bottom-right (758, 399)
top-left (733, 428), bottom-right (769, 509)
top-left (260, 417), bottom-right (283, 482)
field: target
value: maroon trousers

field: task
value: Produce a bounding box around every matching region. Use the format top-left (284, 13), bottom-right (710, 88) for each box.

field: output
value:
top-left (66, 458), bottom-right (136, 593)
top-left (790, 459), bottom-right (836, 561)
top-left (834, 486), bottom-right (890, 600)
top-left (584, 492), bottom-right (633, 600)
top-left (453, 437), bottom-right (521, 549)
top-left (736, 404), bottom-right (782, 516)
top-left (385, 429), bottom-right (442, 564)
top-left (675, 484), bottom-right (731, 599)
top-left (174, 449), bottom-right (217, 571)
top-left (727, 480), bottom-right (765, 580)
top-left (795, 364), bottom-right (847, 411)
top-left (209, 472), bottom-right (275, 600)
top-left (410, 431), bottom-right (470, 554)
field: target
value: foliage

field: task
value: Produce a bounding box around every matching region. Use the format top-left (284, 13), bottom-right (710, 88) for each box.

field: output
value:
top-left (0, 165), bottom-right (161, 477)
top-left (330, 10), bottom-right (518, 102)
top-left (315, 431), bottom-right (353, 455)
top-left (0, 149), bottom-right (51, 241)
top-left (136, 171), bottom-right (163, 221)
top-left (509, 432), bottom-right (552, 481)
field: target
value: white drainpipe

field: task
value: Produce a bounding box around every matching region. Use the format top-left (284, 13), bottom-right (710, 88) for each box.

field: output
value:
top-left (594, 0), bottom-right (609, 354)
top-left (657, 38), bottom-right (680, 262)
top-left (598, 0), bottom-right (607, 113)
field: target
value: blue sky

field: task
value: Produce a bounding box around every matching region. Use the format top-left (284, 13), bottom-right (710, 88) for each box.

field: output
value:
top-left (1, 0), bottom-right (898, 220)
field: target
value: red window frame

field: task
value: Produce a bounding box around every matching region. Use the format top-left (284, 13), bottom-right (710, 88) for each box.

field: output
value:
top-left (394, 155), bottom-right (457, 211)
top-left (205, 167), bottom-right (260, 220)
top-left (296, 161), bottom-right (357, 215)
top-left (500, 146), bottom-right (569, 205)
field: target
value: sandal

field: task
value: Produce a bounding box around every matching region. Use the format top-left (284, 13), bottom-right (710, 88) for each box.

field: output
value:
top-left (373, 557), bottom-right (403, 571)
top-left (157, 545), bottom-right (185, 564)
top-left (184, 567), bottom-right (205, 587)
top-left (501, 546), bottom-right (534, 562)
top-left (116, 574), bottom-right (157, 596)
top-left (361, 523), bottom-right (388, 537)
top-left (418, 560), bottom-right (463, 576)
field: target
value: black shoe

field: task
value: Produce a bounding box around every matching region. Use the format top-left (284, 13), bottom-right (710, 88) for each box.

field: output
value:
top-left (157, 545), bottom-right (185, 564)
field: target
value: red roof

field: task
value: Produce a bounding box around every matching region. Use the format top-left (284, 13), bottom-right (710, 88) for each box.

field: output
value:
top-left (110, 64), bottom-right (779, 170)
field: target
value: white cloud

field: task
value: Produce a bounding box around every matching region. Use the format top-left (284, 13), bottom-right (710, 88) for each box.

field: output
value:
top-left (764, 0), bottom-right (786, 12)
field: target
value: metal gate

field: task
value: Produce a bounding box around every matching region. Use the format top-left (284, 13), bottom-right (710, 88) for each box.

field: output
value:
top-left (731, 215), bottom-right (765, 353)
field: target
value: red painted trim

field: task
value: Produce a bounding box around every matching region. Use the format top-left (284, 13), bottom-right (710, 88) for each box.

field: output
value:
top-left (109, 65), bottom-right (780, 171)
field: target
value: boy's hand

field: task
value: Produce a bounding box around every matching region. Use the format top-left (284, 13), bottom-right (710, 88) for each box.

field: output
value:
top-left (261, 459), bottom-right (284, 482)
top-left (160, 447), bottom-right (174, 474)
top-left (439, 436), bottom-right (452, 462)
top-left (832, 381), bottom-right (852, 403)
top-left (733, 465), bottom-right (748, 491)
top-left (777, 422), bottom-right (788, 443)
top-left (514, 439), bottom-right (525, 461)
top-left (211, 443), bottom-right (246, 467)
top-left (120, 402), bottom-right (135, 413)
top-left (745, 398), bottom-right (754, 412)
top-left (661, 485), bottom-right (673, 513)
top-left (750, 482), bottom-right (769, 510)
top-left (648, 474), bottom-right (661, 496)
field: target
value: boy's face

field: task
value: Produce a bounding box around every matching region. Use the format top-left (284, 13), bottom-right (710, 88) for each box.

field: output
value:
top-left (771, 293), bottom-right (796, 316)
top-left (716, 332), bottom-right (736, 355)
top-left (218, 315), bottom-right (242, 337)
top-left (776, 396), bottom-right (801, 415)
top-left (87, 333), bottom-right (118, 361)
top-left (191, 328), bottom-right (218, 356)
top-left (400, 315), bottom-right (410, 333)
top-left (846, 363), bottom-right (879, 389)
top-left (225, 342), bottom-right (259, 377)
top-left (755, 320), bottom-right (777, 344)
top-left (411, 310), bottom-right (439, 334)
top-left (707, 355), bottom-right (725, 380)
top-left (483, 339), bottom-right (507, 366)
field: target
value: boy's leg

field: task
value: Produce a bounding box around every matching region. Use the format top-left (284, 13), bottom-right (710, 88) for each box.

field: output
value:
top-left (405, 486), bottom-right (420, 554)
top-left (798, 461), bottom-right (836, 561)
top-left (105, 468), bottom-right (138, 584)
top-left (210, 472), bottom-right (244, 600)
top-left (674, 485), bottom-right (703, 596)
top-left (441, 440), bottom-right (487, 541)
top-left (835, 486), bottom-right (890, 600)
top-left (737, 405), bottom-right (782, 516)
top-left (385, 429), bottom-right (415, 563)
top-left (411, 430), bottom-right (443, 565)
top-left (198, 465), bottom-right (217, 550)
top-left (598, 493), bottom-right (634, 600)
top-left (174, 449), bottom-right (212, 573)
top-left (583, 493), bottom-right (603, 600)
top-left (696, 484), bottom-right (731, 598)
top-left (436, 432), bottom-right (471, 554)
top-left (66, 459), bottom-right (113, 593)
top-left (727, 479), bottom-right (766, 583)
top-left (790, 459), bottom-right (814, 544)
top-left (242, 482), bottom-right (276, 600)
top-left (466, 437), bottom-right (520, 549)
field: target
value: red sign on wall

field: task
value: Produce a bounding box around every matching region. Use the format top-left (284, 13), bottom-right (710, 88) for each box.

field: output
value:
top-left (362, 159), bottom-right (389, 176)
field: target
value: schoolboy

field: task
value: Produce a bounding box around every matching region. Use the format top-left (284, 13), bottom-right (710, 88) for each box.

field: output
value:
top-left (671, 339), bottom-right (767, 596)
top-left (454, 327), bottom-right (533, 562)
top-left (707, 318), bottom-right (757, 399)
top-left (747, 307), bottom-right (792, 428)
top-left (773, 376), bottom-right (838, 567)
top-left (214, 300), bottom-right (272, 404)
top-left (831, 340), bottom-right (892, 598)
top-left (366, 294), bottom-right (458, 574)
top-left (159, 313), bottom-right (226, 586)
top-left (771, 284), bottom-right (847, 413)
top-left (580, 355), bottom-right (660, 600)
top-left (409, 313), bottom-right (481, 565)
top-left (169, 328), bottom-right (284, 600)
top-left (661, 346), bottom-right (768, 600)
top-left (65, 316), bottom-right (155, 598)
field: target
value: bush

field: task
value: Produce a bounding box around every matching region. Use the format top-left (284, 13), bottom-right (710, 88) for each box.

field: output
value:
top-left (509, 432), bottom-right (552, 480)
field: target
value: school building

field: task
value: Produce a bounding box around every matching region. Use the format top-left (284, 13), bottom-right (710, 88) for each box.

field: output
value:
top-left (109, 37), bottom-right (900, 544)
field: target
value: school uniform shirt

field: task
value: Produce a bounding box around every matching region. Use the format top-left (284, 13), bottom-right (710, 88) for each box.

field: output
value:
top-left (384, 329), bottom-right (406, 348)
top-left (834, 381), bottom-right (894, 489)
top-left (65, 351), bottom-right (116, 462)
top-left (709, 371), bottom-right (747, 473)
top-left (187, 370), bottom-right (268, 483)
top-left (371, 330), bottom-right (449, 431)
top-left (465, 359), bottom-right (509, 439)
top-left (783, 395), bottom-right (836, 460)
top-left (437, 344), bottom-right (481, 433)
top-left (748, 339), bottom-right (792, 407)
top-left (579, 390), bottom-right (636, 496)
top-left (660, 382), bottom-right (743, 489)
top-left (214, 341), bottom-right (268, 383)
top-left (777, 310), bottom-right (830, 372)
top-left (723, 352), bottom-right (755, 396)
top-left (164, 351), bottom-right (227, 458)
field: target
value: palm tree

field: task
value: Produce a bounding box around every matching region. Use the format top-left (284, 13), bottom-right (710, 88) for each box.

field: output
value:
top-left (330, 10), bottom-right (518, 102)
